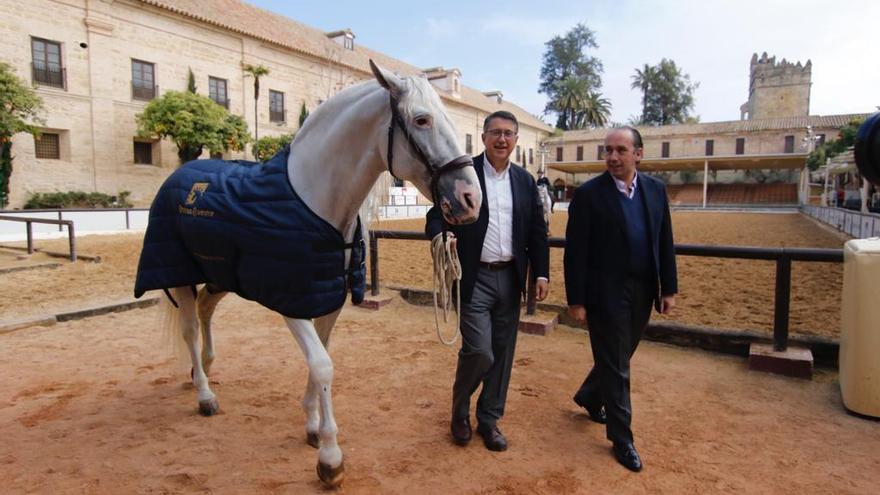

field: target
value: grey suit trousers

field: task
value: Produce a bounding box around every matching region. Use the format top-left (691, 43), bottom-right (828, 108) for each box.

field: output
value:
top-left (452, 265), bottom-right (521, 429)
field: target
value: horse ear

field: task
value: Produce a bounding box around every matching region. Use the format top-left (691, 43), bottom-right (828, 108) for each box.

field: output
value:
top-left (369, 59), bottom-right (404, 98)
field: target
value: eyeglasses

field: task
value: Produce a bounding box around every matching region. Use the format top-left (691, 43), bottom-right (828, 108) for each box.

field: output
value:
top-left (485, 129), bottom-right (517, 139)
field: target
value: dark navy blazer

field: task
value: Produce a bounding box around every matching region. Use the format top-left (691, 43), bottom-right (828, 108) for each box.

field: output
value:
top-left (564, 171), bottom-right (677, 313)
top-left (425, 154), bottom-right (549, 304)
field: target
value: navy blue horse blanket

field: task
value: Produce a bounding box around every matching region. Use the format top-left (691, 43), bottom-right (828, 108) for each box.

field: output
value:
top-left (134, 147), bottom-right (365, 319)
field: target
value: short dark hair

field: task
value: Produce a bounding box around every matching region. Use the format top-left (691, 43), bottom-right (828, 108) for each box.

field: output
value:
top-left (483, 111), bottom-right (519, 133)
top-left (617, 126), bottom-right (643, 149)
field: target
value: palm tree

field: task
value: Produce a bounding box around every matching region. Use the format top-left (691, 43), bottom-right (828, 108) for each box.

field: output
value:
top-left (552, 76), bottom-right (588, 130)
top-left (630, 63), bottom-right (656, 124)
top-left (581, 91), bottom-right (611, 128)
top-left (244, 64), bottom-right (270, 143)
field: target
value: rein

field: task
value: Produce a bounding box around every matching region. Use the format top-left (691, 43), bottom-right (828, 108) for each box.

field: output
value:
top-left (385, 94), bottom-right (473, 205)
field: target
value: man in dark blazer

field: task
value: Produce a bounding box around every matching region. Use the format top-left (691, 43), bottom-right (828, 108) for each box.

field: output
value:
top-left (426, 111), bottom-right (549, 452)
top-left (564, 126), bottom-right (677, 472)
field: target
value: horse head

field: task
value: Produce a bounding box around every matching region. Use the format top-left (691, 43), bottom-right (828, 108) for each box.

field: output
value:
top-left (369, 61), bottom-right (482, 225)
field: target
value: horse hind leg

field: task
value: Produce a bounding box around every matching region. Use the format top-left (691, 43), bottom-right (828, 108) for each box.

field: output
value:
top-left (286, 316), bottom-right (344, 487)
top-left (303, 308), bottom-right (341, 448)
top-left (196, 285), bottom-right (228, 376)
top-left (171, 286), bottom-right (219, 416)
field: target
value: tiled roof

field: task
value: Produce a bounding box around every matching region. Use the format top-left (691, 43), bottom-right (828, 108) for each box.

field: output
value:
top-left (545, 113), bottom-right (871, 143)
top-left (139, 0), bottom-right (552, 131)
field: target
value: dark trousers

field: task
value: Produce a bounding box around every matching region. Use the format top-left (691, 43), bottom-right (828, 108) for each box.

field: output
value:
top-left (452, 265), bottom-right (521, 429)
top-left (574, 276), bottom-right (654, 445)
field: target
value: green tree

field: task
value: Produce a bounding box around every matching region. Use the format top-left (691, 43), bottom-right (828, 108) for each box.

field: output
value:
top-left (298, 101), bottom-right (309, 128)
top-left (136, 90), bottom-right (251, 164)
top-left (252, 133), bottom-right (295, 162)
top-left (539, 23), bottom-right (605, 130)
top-left (186, 67), bottom-right (197, 93)
top-left (0, 62), bottom-right (44, 207)
top-left (244, 64), bottom-right (270, 143)
top-left (806, 118), bottom-right (864, 170)
top-left (630, 63), bottom-right (656, 123)
top-left (631, 59), bottom-right (698, 125)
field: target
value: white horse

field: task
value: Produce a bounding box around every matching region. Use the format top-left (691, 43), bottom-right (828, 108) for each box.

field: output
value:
top-left (139, 61), bottom-right (482, 486)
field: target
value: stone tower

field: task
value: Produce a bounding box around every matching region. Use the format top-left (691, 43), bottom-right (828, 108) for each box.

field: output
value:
top-left (741, 52), bottom-right (812, 120)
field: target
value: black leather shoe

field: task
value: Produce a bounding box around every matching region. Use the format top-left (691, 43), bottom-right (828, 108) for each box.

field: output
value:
top-left (450, 416), bottom-right (472, 445)
top-left (573, 396), bottom-right (607, 424)
top-left (477, 425), bottom-right (508, 452)
top-left (612, 442), bottom-right (642, 472)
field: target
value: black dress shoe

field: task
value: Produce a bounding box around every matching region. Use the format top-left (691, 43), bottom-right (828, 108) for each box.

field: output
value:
top-left (476, 425), bottom-right (508, 452)
top-left (450, 416), bottom-right (472, 445)
top-left (573, 396), bottom-right (607, 424)
top-left (612, 442), bottom-right (642, 472)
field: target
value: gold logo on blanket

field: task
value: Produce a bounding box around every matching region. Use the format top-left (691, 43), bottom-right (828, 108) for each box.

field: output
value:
top-left (185, 182), bottom-right (210, 205)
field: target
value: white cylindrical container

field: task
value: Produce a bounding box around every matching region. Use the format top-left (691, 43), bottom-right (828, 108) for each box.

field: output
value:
top-left (840, 237), bottom-right (880, 417)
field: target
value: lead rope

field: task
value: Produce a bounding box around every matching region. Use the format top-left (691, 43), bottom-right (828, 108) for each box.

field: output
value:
top-left (431, 232), bottom-right (461, 346)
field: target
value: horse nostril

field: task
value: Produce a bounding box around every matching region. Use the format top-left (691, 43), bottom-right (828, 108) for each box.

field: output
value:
top-left (463, 192), bottom-right (475, 210)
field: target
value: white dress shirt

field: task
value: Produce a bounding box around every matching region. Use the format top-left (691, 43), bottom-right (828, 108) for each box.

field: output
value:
top-left (480, 153), bottom-right (515, 263)
top-left (613, 173), bottom-right (638, 199)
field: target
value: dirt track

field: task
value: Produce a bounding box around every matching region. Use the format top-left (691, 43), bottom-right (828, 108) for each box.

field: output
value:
top-left (1, 211), bottom-right (875, 494)
top-left (2, 293), bottom-right (879, 494)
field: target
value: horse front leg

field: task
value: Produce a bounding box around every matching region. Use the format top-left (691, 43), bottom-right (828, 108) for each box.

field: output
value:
top-left (172, 287), bottom-right (219, 416)
top-left (302, 308), bottom-right (342, 448)
top-left (286, 316), bottom-right (344, 487)
top-left (196, 285), bottom-right (228, 376)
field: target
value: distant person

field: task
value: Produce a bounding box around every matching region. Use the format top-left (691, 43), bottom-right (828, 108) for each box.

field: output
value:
top-left (536, 170), bottom-right (555, 213)
top-left (564, 126), bottom-right (678, 472)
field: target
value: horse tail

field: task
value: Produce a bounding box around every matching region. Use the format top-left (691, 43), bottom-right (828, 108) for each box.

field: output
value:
top-left (158, 286), bottom-right (196, 365)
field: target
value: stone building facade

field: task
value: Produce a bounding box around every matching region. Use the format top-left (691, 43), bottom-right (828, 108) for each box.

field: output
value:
top-left (1, 0), bottom-right (552, 208)
top-left (543, 53), bottom-right (868, 202)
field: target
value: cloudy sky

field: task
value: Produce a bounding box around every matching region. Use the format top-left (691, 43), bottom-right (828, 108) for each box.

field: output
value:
top-left (250, 0), bottom-right (879, 125)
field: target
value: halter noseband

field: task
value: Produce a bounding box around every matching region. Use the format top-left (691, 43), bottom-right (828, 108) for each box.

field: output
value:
top-left (385, 94), bottom-right (474, 205)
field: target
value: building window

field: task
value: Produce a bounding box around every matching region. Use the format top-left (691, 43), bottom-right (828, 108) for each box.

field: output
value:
top-left (35, 132), bottom-right (61, 159)
top-left (516, 145), bottom-right (521, 162)
top-left (576, 146), bottom-right (584, 161)
top-left (209, 77), bottom-right (229, 108)
top-left (735, 137), bottom-right (745, 155)
top-left (661, 141), bottom-right (670, 158)
top-left (705, 139), bottom-right (714, 156)
top-left (344, 37), bottom-right (354, 50)
top-left (270, 90), bottom-right (285, 123)
top-left (556, 147), bottom-right (563, 161)
top-left (817, 134), bottom-right (826, 146)
top-left (133, 141), bottom-right (154, 165)
top-left (529, 148), bottom-right (534, 165)
top-left (465, 134), bottom-right (472, 154)
top-left (597, 145), bottom-right (604, 160)
top-left (31, 37), bottom-right (65, 89)
top-left (784, 135), bottom-right (795, 153)
top-left (132, 59), bottom-right (156, 100)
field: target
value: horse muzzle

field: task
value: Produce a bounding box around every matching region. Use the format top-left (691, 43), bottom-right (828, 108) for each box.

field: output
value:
top-left (434, 162), bottom-right (481, 225)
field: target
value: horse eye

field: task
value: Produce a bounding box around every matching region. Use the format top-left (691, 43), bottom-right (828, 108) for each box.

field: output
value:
top-left (414, 116), bottom-right (432, 128)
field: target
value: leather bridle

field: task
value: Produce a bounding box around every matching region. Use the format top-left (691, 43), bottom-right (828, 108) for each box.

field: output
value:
top-left (385, 94), bottom-right (474, 205)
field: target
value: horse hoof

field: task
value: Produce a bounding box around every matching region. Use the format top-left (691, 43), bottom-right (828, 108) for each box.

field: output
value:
top-left (317, 459), bottom-right (344, 487)
top-left (306, 432), bottom-right (320, 449)
top-left (198, 398), bottom-right (220, 416)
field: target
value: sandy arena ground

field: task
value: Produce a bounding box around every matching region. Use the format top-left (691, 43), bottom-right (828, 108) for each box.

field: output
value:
top-left (2, 294), bottom-right (878, 494)
top-left (1, 211), bottom-right (875, 494)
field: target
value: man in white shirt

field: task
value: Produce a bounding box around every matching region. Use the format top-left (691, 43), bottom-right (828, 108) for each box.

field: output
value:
top-left (426, 111), bottom-right (550, 452)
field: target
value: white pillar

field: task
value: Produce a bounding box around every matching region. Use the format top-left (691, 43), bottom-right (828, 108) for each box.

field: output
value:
top-left (861, 178), bottom-right (870, 213)
top-left (702, 160), bottom-right (709, 208)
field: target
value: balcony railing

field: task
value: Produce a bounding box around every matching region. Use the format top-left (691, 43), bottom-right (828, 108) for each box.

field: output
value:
top-left (32, 64), bottom-right (66, 89)
top-left (132, 83), bottom-right (158, 101)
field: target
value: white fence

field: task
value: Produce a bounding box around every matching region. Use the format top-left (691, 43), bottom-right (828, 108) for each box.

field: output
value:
top-left (0, 208), bottom-right (149, 242)
top-left (802, 205), bottom-right (880, 239)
